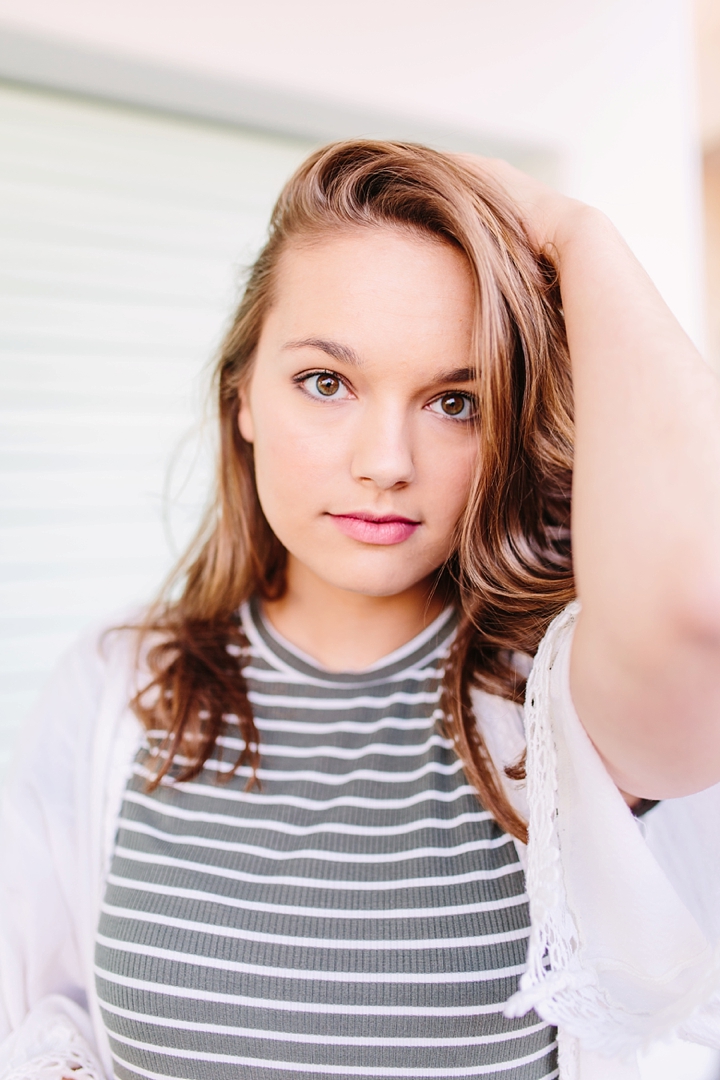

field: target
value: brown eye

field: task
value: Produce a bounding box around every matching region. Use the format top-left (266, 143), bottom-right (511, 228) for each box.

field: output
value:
top-left (428, 392), bottom-right (475, 420)
top-left (441, 394), bottom-right (466, 416)
top-left (316, 374), bottom-right (340, 396)
top-left (298, 371), bottom-right (350, 402)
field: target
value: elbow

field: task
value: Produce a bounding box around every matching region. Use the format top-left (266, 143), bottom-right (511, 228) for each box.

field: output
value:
top-left (630, 568), bottom-right (720, 715)
top-left (672, 572), bottom-right (720, 655)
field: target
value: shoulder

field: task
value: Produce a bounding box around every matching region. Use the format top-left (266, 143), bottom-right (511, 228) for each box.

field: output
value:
top-left (4, 610), bottom-right (145, 805)
top-left (469, 686), bottom-right (528, 827)
top-left (469, 603), bottom-right (581, 745)
top-left (470, 685), bottom-right (526, 767)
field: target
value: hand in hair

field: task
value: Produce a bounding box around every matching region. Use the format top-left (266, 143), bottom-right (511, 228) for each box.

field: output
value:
top-left (454, 154), bottom-right (586, 258)
top-left (460, 153), bottom-right (720, 802)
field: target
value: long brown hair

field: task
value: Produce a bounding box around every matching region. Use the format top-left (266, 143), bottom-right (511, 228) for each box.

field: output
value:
top-left (131, 140), bottom-right (575, 843)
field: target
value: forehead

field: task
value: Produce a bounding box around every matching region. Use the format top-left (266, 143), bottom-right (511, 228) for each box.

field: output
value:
top-left (266, 227), bottom-right (475, 348)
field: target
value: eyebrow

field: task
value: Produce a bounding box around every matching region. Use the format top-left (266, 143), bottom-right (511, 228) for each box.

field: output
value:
top-left (435, 367), bottom-right (476, 384)
top-left (282, 338), bottom-right (476, 385)
top-left (282, 338), bottom-right (361, 366)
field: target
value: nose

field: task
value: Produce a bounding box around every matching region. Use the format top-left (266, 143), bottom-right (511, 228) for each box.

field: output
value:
top-left (350, 403), bottom-right (415, 490)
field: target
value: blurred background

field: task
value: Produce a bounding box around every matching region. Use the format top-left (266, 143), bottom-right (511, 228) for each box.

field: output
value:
top-left (0, 2), bottom-right (718, 1074)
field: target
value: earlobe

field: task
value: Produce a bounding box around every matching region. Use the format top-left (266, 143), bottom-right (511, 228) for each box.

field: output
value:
top-left (238, 392), bottom-right (255, 443)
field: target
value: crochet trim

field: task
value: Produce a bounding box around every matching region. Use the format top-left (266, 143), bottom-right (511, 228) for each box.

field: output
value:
top-left (504, 601), bottom-right (720, 1065)
top-left (2, 1022), bottom-right (104, 1080)
top-left (504, 603), bottom-right (621, 1070)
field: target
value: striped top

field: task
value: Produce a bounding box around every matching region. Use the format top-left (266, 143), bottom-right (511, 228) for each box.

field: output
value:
top-left (95, 600), bottom-right (557, 1080)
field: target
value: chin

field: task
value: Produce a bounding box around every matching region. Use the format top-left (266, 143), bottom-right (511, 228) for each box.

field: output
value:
top-left (314, 560), bottom-right (440, 599)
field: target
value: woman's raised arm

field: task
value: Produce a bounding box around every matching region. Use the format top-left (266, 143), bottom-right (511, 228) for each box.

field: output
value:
top-left (467, 158), bottom-right (720, 799)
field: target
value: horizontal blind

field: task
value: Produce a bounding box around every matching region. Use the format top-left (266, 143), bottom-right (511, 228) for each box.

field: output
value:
top-left (0, 81), bottom-right (312, 781)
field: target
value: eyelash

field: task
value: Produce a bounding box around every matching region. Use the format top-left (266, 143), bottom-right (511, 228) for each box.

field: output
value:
top-left (294, 369), bottom-right (477, 421)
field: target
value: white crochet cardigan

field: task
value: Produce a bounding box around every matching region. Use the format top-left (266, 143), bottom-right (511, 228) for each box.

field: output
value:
top-left (1, 604), bottom-right (720, 1080)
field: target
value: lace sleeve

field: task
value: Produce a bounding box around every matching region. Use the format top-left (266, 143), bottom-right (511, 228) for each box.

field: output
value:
top-left (2, 1041), bottom-right (103, 1080)
top-left (503, 603), bottom-right (585, 1005)
top-left (0, 998), bottom-right (107, 1080)
top-left (504, 601), bottom-right (720, 1077)
top-left (502, 603), bottom-right (590, 1078)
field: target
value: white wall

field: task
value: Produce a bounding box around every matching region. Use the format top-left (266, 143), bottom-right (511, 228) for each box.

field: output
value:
top-left (0, 0), bottom-right (705, 344)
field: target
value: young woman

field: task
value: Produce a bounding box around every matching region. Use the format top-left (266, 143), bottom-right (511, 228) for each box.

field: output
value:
top-left (2, 141), bottom-right (720, 1080)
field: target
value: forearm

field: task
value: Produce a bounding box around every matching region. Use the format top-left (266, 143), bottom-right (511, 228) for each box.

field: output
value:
top-left (563, 208), bottom-right (720, 625)
top-left (559, 208), bottom-right (720, 794)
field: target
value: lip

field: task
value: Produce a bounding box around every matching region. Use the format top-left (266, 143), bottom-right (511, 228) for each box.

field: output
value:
top-left (328, 511), bottom-right (421, 546)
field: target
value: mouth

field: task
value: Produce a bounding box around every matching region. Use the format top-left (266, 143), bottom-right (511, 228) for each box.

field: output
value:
top-left (328, 511), bottom-right (421, 546)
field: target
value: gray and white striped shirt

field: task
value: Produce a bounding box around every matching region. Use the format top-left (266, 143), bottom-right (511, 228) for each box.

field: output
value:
top-left (95, 600), bottom-right (557, 1079)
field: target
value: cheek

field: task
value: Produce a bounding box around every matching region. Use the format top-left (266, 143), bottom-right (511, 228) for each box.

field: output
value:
top-left (250, 411), bottom-right (338, 527)
top-left (419, 434), bottom-right (477, 526)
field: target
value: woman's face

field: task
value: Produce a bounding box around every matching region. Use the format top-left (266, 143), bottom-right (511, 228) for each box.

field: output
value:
top-left (239, 226), bottom-right (478, 600)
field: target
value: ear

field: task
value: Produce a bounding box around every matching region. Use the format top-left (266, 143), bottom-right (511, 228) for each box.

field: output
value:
top-left (237, 387), bottom-right (255, 443)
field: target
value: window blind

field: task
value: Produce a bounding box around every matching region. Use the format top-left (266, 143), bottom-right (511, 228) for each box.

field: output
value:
top-left (0, 81), bottom-right (312, 780)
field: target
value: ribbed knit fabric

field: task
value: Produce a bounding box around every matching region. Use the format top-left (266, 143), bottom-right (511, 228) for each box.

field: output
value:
top-left (95, 600), bottom-right (557, 1079)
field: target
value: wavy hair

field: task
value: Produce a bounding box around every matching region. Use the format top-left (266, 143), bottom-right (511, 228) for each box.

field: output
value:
top-left (130, 140), bottom-right (575, 843)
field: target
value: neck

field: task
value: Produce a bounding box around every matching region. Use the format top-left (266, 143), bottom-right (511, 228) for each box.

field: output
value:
top-left (262, 559), bottom-right (447, 671)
